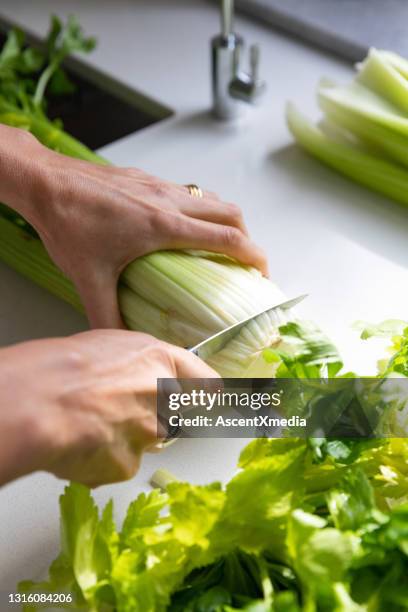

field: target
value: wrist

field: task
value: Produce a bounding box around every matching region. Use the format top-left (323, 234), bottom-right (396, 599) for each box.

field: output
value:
top-left (0, 125), bottom-right (54, 232)
top-left (0, 341), bottom-right (59, 485)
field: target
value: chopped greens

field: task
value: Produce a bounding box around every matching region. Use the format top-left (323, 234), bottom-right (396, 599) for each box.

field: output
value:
top-left (20, 323), bottom-right (408, 611)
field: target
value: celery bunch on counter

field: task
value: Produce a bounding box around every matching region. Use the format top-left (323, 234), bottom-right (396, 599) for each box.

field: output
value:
top-left (287, 49), bottom-right (408, 208)
top-left (20, 323), bottom-right (408, 612)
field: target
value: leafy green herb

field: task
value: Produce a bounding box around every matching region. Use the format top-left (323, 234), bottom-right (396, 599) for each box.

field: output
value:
top-left (33, 15), bottom-right (96, 108)
top-left (20, 436), bottom-right (408, 611)
top-left (0, 14), bottom-right (95, 114)
top-left (358, 319), bottom-right (408, 377)
top-left (0, 15), bottom-right (103, 162)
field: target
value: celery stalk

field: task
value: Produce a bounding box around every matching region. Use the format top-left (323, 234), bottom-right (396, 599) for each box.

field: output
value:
top-left (0, 101), bottom-right (286, 368)
top-left (318, 79), bottom-right (408, 137)
top-left (0, 102), bottom-right (106, 165)
top-left (319, 96), bottom-right (408, 169)
top-left (206, 308), bottom-right (287, 377)
top-left (0, 214), bottom-right (82, 310)
top-left (357, 49), bottom-right (408, 113)
top-left (380, 50), bottom-right (408, 79)
top-left (287, 48), bottom-right (408, 208)
top-left (286, 103), bottom-right (408, 207)
top-left (123, 251), bottom-right (284, 347)
top-left (0, 216), bottom-right (199, 345)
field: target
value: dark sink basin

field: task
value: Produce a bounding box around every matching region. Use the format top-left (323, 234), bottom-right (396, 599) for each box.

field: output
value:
top-left (0, 16), bottom-right (173, 150)
top-left (44, 65), bottom-right (173, 151)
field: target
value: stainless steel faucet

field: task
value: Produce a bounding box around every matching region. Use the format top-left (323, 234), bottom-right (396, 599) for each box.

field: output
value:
top-left (211, 0), bottom-right (266, 120)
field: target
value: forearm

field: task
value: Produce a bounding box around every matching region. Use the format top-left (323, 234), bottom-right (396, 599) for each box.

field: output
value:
top-left (0, 124), bottom-right (51, 230)
top-left (0, 343), bottom-right (48, 486)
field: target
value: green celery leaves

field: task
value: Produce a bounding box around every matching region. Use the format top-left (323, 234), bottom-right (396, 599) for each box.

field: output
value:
top-left (20, 321), bottom-right (408, 611)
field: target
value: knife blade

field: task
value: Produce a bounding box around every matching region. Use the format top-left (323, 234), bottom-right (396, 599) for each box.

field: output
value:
top-left (190, 294), bottom-right (307, 361)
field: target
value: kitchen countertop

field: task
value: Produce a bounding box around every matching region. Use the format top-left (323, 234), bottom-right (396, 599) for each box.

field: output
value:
top-left (1, 0), bottom-right (408, 600)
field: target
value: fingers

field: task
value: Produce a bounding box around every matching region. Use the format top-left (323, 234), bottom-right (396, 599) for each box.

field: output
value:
top-left (72, 444), bottom-right (145, 488)
top-left (166, 216), bottom-right (269, 276)
top-left (175, 185), bottom-right (249, 236)
top-left (171, 345), bottom-right (220, 379)
top-left (76, 271), bottom-right (125, 329)
top-left (181, 199), bottom-right (250, 237)
top-left (123, 172), bottom-right (265, 273)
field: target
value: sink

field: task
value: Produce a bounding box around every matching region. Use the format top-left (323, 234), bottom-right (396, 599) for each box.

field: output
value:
top-left (0, 16), bottom-right (173, 150)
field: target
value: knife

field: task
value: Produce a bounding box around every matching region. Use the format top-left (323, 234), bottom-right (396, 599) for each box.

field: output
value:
top-left (158, 294), bottom-right (307, 444)
top-left (189, 294), bottom-right (307, 361)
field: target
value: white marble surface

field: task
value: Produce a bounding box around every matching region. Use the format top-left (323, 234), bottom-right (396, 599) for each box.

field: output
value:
top-left (0, 0), bottom-right (407, 602)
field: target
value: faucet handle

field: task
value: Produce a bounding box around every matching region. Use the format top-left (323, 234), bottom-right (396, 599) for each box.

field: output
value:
top-left (229, 43), bottom-right (266, 104)
top-left (211, 0), bottom-right (266, 119)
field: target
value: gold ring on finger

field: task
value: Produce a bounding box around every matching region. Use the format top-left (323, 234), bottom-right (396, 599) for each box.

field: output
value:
top-left (184, 184), bottom-right (204, 199)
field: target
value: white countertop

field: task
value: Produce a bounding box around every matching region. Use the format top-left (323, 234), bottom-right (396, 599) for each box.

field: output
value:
top-left (1, 0), bottom-right (408, 600)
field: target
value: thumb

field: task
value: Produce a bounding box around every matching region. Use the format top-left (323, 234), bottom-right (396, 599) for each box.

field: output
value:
top-left (76, 271), bottom-right (125, 329)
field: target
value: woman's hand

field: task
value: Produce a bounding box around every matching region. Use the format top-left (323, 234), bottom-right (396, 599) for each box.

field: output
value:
top-left (0, 330), bottom-right (218, 487)
top-left (0, 127), bottom-right (267, 328)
